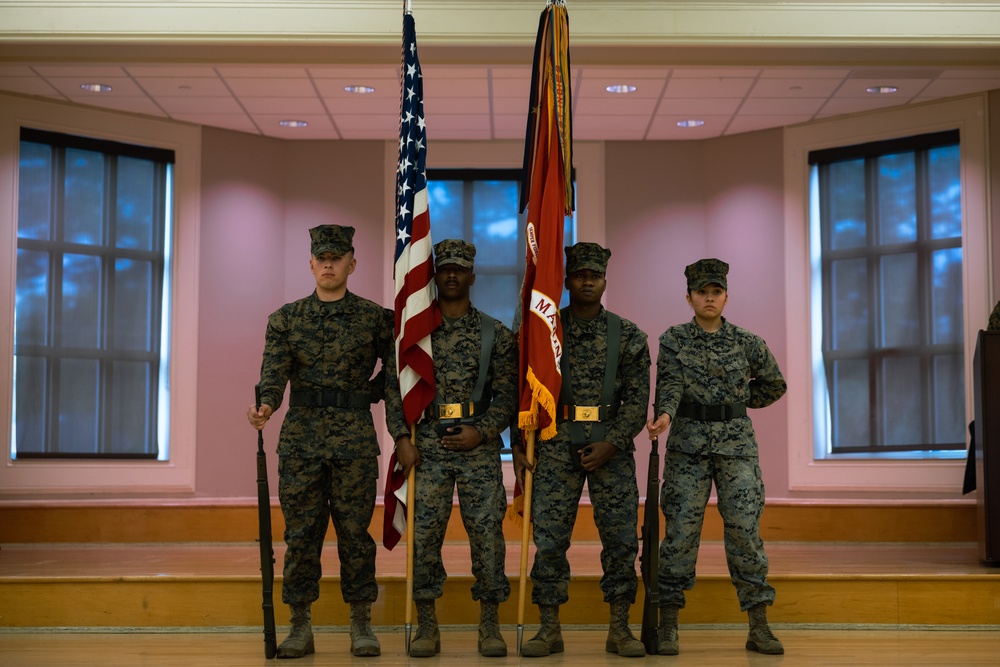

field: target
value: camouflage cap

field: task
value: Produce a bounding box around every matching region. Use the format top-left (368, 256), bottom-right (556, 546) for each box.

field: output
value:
top-left (434, 239), bottom-right (476, 269)
top-left (685, 258), bottom-right (729, 290)
top-left (310, 225), bottom-right (355, 257)
top-left (565, 242), bottom-right (611, 275)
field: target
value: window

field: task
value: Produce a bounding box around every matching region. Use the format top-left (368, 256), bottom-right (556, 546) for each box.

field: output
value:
top-left (784, 96), bottom-right (988, 491)
top-left (809, 132), bottom-right (964, 456)
top-left (427, 168), bottom-right (576, 327)
top-left (13, 128), bottom-right (173, 460)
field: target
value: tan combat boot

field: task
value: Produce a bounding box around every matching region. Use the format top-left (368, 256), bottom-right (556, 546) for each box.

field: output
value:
top-left (349, 601), bottom-right (381, 657)
top-left (657, 604), bottom-right (680, 655)
top-left (746, 603), bottom-right (784, 655)
top-left (408, 600), bottom-right (440, 658)
top-left (477, 600), bottom-right (507, 657)
top-left (606, 599), bottom-right (646, 657)
top-left (276, 603), bottom-right (315, 659)
top-left (521, 604), bottom-right (564, 658)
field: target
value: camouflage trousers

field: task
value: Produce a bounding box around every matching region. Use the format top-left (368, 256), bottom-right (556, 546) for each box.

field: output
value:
top-left (530, 440), bottom-right (639, 606)
top-left (278, 454), bottom-right (378, 606)
top-left (411, 442), bottom-right (510, 603)
top-left (658, 448), bottom-right (775, 611)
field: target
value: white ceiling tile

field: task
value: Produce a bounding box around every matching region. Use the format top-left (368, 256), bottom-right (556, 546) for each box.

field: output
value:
top-left (918, 78), bottom-right (1000, 98)
top-left (215, 66), bottom-right (310, 79)
top-left (242, 97), bottom-right (327, 114)
top-left (170, 113), bottom-right (259, 134)
top-left (136, 77), bottom-right (230, 97)
top-left (334, 115), bottom-right (399, 132)
top-left (576, 96), bottom-right (658, 115)
top-left (725, 114), bottom-right (812, 135)
top-left (664, 77), bottom-right (755, 99)
top-left (739, 97), bottom-right (826, 116)
top-left (832, 78), bottom-right (929, 100)
top-left (658, 98), bottom-right (741, 116)
top-left (576, 79), bottom-right (664, 99)
top-left (66, 96), bottom-right (167, 116)
top-left (749, 77), bottom-right (843, 98)
top-left (423, 96), bottom-right (491, 115)
top-left (125, 65), bottom-right (221, 78)
top-left (313, 78), bottom-right (399, 99)
top-left (817, 96), bottom-right (914, 117)
top-left (47, 76), bottom-right (146, 97)
top-left (423, 77), bottom-right (489, 98)
top-left (0, 76), bottom-right (61, 97)
top-left (225, 77), bottom-right (318, 97)
top-left (646, 115), bottom-right (733, 140)
top-left (158, 96), bottom-right (245, 114)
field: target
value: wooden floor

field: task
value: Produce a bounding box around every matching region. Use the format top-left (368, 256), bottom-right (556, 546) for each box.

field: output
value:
top-left (2, 628), bottom-right (1000, 666)
top-left (2, 500), bottom-right (1000, 665)
top-left (3, 539), bottom-right (1000, 627)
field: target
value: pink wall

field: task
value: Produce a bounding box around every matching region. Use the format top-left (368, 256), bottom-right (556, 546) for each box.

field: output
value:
top-left (603, 133), bottom-right (790, 496)
top-left (191, 124), bottom-right (990, 501)
top-left (196, 132), bottom-right (390, 498)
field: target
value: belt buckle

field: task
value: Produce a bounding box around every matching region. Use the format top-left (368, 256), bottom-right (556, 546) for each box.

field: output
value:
top-left (438, 403), bottom-right (463, 419)
top-left (574, 405), bottom-right (600, 422)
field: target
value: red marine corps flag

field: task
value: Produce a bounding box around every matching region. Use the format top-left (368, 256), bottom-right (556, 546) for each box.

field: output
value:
top-left (513, 0), bottom-right (573, 650)
top-left (517, 0), bottom-right (573, 442)
top-left (383, 7), bottom-right (440, 552)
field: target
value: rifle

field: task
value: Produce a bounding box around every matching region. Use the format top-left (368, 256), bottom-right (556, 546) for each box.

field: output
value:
top-left (639, 408), bottom-right (661, 654)
top-left (255, 385), bottom-right (277, 659)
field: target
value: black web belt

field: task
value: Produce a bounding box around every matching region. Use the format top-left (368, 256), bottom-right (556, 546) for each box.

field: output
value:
top-left (676, 401), bottom-right (747, 421)
top-left (289, 389), bottom-right (371, 409)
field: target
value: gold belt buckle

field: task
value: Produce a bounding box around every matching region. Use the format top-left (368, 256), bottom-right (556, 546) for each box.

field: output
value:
top-left (574, 405), bottom-right (600, 422)
top-left (438, 403), bottom-right (463, 419)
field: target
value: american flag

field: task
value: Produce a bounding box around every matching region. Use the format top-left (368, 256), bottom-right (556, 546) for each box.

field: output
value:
top-left (384, 11), bottom-right (439, 551)
top-left (393, 11), bottom-right (440, 428)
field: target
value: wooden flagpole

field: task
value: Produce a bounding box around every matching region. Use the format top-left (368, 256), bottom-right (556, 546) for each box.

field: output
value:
top-left (404, 425), bottom-right (416, 653)
top-left (516, 429), bottom-right (537, 654)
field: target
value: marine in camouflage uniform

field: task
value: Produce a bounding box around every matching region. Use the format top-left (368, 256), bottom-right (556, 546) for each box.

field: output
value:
top-left (248, 224), bottom-right (392, 659)
top-left (387, 239), bottom-right (516, 658)
top-left (512, 242), bottom-right (650, 658)
top-left (989, 301), bottom-right (1000, 331)
top-left (647, 258), bottom-right (787, 656)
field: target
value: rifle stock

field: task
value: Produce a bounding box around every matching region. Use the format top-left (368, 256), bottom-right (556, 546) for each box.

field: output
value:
top-left (639, 429), bottom-right (660, 655)
top-left (256, 385), bottom-right (277, 659)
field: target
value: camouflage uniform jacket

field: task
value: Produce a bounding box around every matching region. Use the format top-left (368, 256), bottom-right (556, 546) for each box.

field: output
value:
top-left (989, 301), bottom-right (1000, 331)
top-left (386, 306), bottom-right (517, 448)
top-left (257, 290), bottom-right (394, 459)
top-left (553, 308), bottom-right (650, 453)
top-left (655, 318), bottom-right (786, 457)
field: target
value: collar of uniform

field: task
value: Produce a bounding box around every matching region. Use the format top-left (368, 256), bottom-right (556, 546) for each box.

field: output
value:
top-left (308, 289), bottom-right (355, 314)
top-left (439, 304), bottom-right (477, 330)
top-left (689, 316), bottom-right (731, 339)
top-left (566, 305), bottom-right (606, 331)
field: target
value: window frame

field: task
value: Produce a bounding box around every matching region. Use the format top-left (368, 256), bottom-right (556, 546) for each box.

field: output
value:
top-left (14, 128), bottom-right (173, 460)
top-left (811, 131), bottom-right (965, 455)
top-left (0, 94), bottom-right (202, 495)
top-left (783, 96), bottom-right (990, 492)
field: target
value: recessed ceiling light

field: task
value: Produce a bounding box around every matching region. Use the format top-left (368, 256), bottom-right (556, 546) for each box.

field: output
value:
top-left (605, 84), bottom-right (636, 94)
top-left (676, 119), bottom-right (705, 128)
top-left (279, 120), bottom-right (309, 128)
top-left (866, 85), bottom-right (898, 94)
top-left (344, 85), bottom-right (376, 94)
top-left (80, 83), bottom-right (112, 93)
